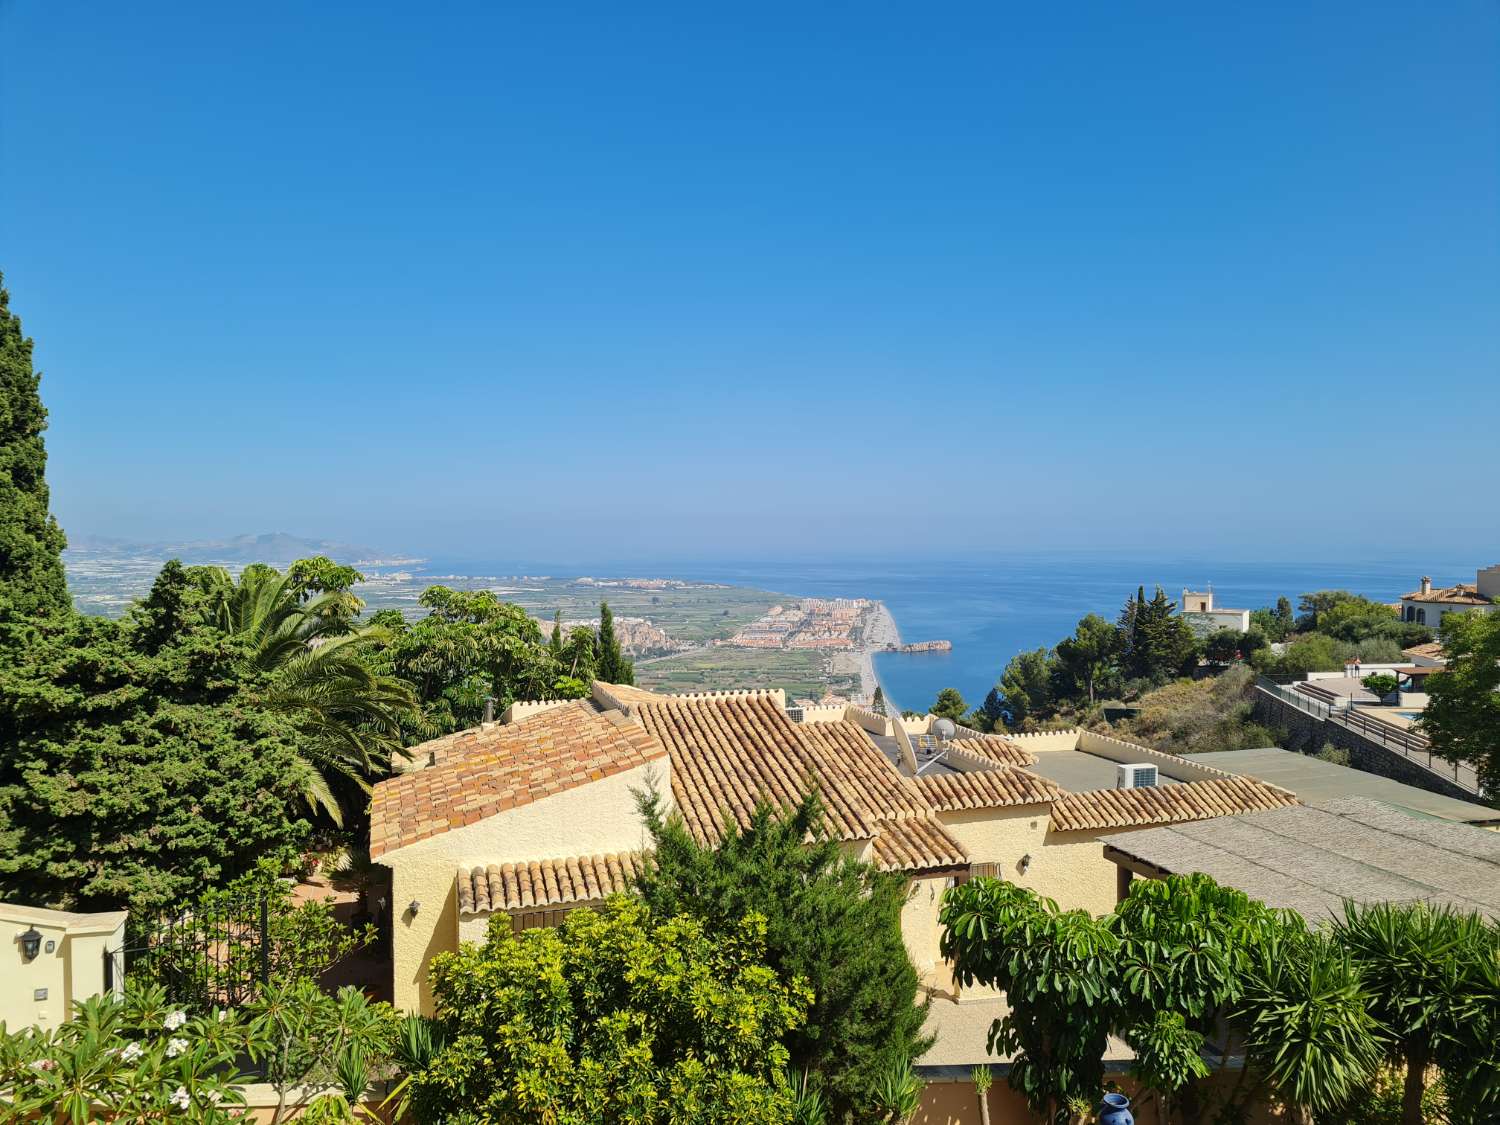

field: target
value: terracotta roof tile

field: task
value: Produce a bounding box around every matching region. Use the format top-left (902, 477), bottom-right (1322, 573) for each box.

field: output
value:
top-left (369, 702), bottom-right (665, 859)
top-left (639, 696), bottom-right (927, 846)
top-left (914, 766), bottom-right (1061, 811)
top-left (1048, 776), bottom-right (1298, 833)
top-left (457, 852), bottom-right (644, 914)
top-left (870, 817), bottom-right (968, 871)
top-left (1403, 583), bottom-right (1491, 605)
top-left (948, 734), bottom-right (1038, 767)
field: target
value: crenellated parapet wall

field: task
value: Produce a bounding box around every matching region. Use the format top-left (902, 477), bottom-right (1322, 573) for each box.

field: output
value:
top-left (501, 699), bottom-right (572, 724)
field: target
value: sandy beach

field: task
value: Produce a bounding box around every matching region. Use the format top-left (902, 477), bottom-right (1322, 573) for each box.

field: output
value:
top-left (857, 601), bottom-right (901, 701)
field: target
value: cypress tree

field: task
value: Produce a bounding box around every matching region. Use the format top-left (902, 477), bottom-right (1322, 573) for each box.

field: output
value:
top-left (595, 601), bottom-right (633, 684)
top-left (549, 610), bottom-right (563, 657)
top-left (0, 275), bottom-right (69, 624)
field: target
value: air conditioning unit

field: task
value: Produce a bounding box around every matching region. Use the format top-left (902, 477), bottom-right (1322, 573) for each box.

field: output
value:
top-left (1116, 763), bottom-right (1158, 789)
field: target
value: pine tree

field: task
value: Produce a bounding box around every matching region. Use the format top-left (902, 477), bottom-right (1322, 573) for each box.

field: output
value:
top-left (0, 275), bottom-right (69, 625)
top-left (871, 685), bottom-right (886, 716)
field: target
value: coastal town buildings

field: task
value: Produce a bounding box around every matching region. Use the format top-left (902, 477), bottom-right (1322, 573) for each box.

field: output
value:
top-left (370, 681), bottom-right (1298, 1014)
top-left (1398, 566), bottom-right (1500, 625)
top-left (725, 598), bottom-right (875, 651)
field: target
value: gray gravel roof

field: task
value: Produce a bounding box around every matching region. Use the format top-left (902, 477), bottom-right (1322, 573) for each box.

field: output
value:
top-left (1101, 797), bottom-right (1500, 921)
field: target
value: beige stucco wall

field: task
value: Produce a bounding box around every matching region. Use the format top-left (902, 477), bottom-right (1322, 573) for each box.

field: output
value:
top-left (900, 873), bottom-right (955, 975)
top-left (1, 905), bottom-right (126, 1031)
top-left (382, 759), bottom-right (668, 1014)
top-left (932, 806), bottom-right (1125, 917)
top-left (1001, 728), bottom-right (1081, 752)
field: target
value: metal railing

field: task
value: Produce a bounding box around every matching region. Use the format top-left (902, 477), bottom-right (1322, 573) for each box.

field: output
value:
top-left (1256, 679), bottom-right (1483, 796)
top-left (1330, 707), bottom-right (1482, 794)
top-left (1255, 678), bottom-right (1334, 720)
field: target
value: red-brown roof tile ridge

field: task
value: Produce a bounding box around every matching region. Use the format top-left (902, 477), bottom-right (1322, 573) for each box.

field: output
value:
top-left (370, 703), bottom-right (666, 860)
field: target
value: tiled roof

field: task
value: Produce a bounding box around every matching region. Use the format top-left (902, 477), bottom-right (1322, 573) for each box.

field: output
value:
top-left (369, 703), bottom-right (665, 859)
top-left (913, 766), bottom-right (1062, 811)
top-left (637, 695), bottom-right (926, 847)
top-left (1403, 583), bottom-right (1491, 605)
top-left (593, 682), bottom-right (675, 706)
top-left (1048, 776), bottom-right (1298, 833)
top-left (948, 733), bottom-right (1038, 767)
top-left (870, 817), bottom-right (968, 871)
top-left (457, 853), bottom-right (644, 914)
top-left (1402, 642), bottom-right (1447, 660)
top-left (394, 701), bottom-right (605, 772)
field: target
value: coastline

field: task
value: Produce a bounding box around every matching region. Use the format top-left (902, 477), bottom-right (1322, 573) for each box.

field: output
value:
top-left (858, 601), bottom-right (902, 702)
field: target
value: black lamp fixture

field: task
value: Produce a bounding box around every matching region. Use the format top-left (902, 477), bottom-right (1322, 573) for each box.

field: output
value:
top-left (18, 927), bottom-right (43, 962)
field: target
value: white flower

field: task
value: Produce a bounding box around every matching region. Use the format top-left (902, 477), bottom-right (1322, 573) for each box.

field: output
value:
top-left (164, 1010), bottom-right (187, 1031)
top-left (166, 1038), bottom-right (188, 1058)
top-left (215, 1009), bottom-right (227, 1023)
top-left (170, 1086), bottom-right (190, 1109)
top-left (120, 1042), bottom-right (144, 1062)
top-left (31, 1058), bottom-right (56, 1071)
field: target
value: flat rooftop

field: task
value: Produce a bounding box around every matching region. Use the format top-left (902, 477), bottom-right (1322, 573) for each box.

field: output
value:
top-left (1102, 797), bottom-right (1500, 921)
top-left (1024, 749), bottom-right (1182, 792)
top-left (1191, 747), bottom-right (1499, 825)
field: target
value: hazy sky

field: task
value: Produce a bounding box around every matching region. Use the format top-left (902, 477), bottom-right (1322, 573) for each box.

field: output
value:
top-left (3, 2), bottom-right (1496, 562)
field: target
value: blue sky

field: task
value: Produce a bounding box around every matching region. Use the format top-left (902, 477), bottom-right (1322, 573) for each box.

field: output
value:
top-left (2, 1), bottom-right (1496, 562)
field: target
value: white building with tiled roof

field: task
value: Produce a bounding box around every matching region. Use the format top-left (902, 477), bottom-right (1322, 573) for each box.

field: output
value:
top-left (1398, 566), bottom-right (1499, 626)
top-left (369, 682), bottom-right (1297, 1014)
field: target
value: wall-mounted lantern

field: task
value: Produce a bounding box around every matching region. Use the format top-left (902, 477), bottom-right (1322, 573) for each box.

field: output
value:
top-left (1018, 853), bottom-right (1032, 875)
top-left (18, 927), bottom-right (43, 961)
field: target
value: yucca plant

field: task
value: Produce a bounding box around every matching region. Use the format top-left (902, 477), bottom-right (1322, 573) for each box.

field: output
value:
top-left (872, 1056), bottom-right (924, 1123)
top-left (1334, 900), bottom-right (1500, 1125)
top-left (1235, 922), bottom-right (1383, 1125)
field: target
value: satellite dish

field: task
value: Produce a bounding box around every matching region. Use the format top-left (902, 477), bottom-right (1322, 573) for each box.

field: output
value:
top-left (932, 718), bottom-right (956, 741)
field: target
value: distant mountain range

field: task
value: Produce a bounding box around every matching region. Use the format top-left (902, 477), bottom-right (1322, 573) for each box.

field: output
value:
top-left (65, 532), bottom-right (414, 567)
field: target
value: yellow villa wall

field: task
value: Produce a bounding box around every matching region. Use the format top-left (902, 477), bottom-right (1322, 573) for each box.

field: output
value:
top-left (383, 759), bottom-right (668, 1014)
top-left (900, 873), bottom-right (955, 975)
top-left (0, 905), bottom-right (125, 1031)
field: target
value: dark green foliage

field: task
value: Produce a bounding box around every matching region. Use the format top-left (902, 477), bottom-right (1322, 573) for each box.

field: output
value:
top-left (942, 874), bottom-right (1397, 1124)
top-left (1360, 673), bottom-right (1399, 698)
top-left (1053, 613), bottom-right (1121, 703)
top-left (1121, 586), bottom-right (1197, 684)
top-left (0, 564), bottom-right (313, 912)
top-left (596, 600), bottom-right (635, 685)
top-left (371, 586), bottom-right (559, 737)
top-left (1335, 900), bottom-right (1500, 1125)
top-left (978, 686), bottom-right (1005, 727)
top-left (413, 899), bottom-right (808, 1124)
top-left (941, 879), bottom-right (1117, 1123)
top-left (1297, 590), bottom-right (1357, 632)
top-left (1421, 609), bottom-right (1500, 797)
top-left (634, 790), bottom-right (931, 1121)
top-left (929, 686), bottom-right (968, 722)
top-left (1317, 596), bottom-right (1432, 648)
top-left (870, 685), bottom-right (886, 716)
top-left (0, 275), bottom-right (69, 627)
top-left (997, 647), bottom-right (1055, 726)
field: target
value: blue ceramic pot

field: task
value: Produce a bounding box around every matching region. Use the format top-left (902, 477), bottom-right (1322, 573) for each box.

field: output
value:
top-left (1098, 1092), bottom-right (1133, 1125)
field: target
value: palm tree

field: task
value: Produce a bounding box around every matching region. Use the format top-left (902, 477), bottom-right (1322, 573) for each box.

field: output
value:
top-left (199, 564), bottom-right (415, 824)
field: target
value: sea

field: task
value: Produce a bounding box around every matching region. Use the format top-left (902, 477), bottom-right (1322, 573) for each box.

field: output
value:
top-left (423, 552), bottom-right (1479, 716)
